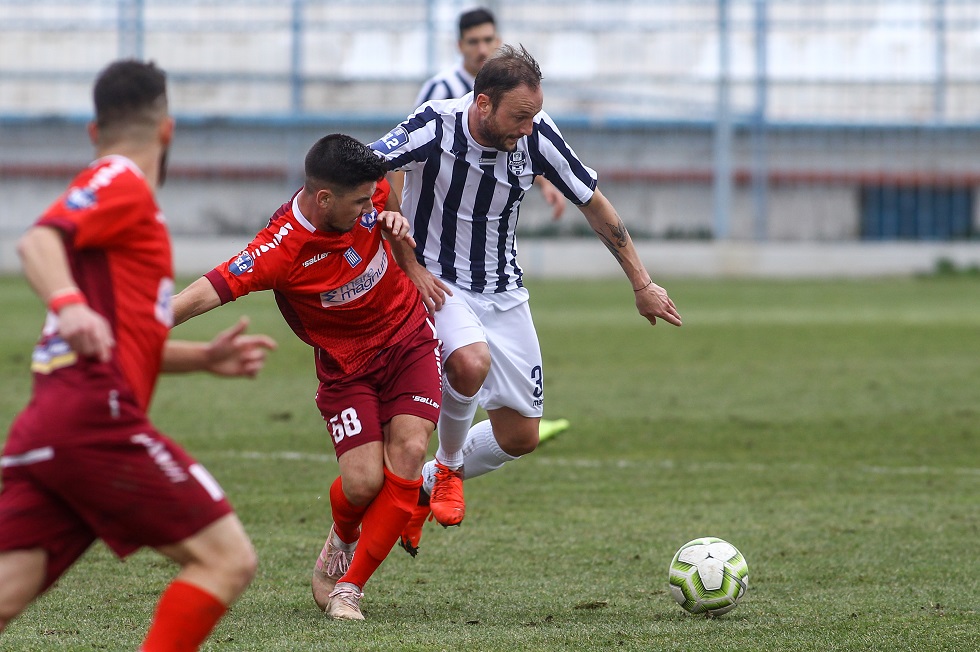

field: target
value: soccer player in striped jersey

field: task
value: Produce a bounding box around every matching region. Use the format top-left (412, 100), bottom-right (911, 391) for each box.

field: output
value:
top-left (172, 135), bottom-right (443, 621)
top-left (372, 45), bottom-right (683, 556)
top-left (414, 7), bottom-right (571, 445)
top-left (0, 60), bottom-right (275, 651)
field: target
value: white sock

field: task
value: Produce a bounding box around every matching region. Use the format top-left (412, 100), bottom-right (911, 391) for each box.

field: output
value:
top-left (434, 379), bottom-right (477, 471)
top-left (459, 419), bottom-right (519, 481)
top-left (422, 419), bottom-right (519, 495)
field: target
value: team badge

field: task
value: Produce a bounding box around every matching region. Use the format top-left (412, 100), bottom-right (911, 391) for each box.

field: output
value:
top-left (343, 247), bottom-right (362, 268)
top-left (374, 127), bottom-right (408, 154)
top-left (360, 209), bottom-right (378, 232)
top-left (508, 151), bottom-right (527, 175)
top-left (64, 187), bottom-right (96, 211)
top-left (228, 250), bottom-right (254, 276)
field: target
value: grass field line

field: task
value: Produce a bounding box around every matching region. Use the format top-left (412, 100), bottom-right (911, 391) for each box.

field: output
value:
top-left (210, 450), bottom-right (980, 477)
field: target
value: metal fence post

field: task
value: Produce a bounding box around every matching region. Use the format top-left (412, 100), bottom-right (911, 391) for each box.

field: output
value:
top-left (752, 0), bottom-right (769, 241)
top-left (713, 0), bottom-right (733, 240)
top-left (117, 0), bottom-right (145, 60)
top-left (290, 0), bottom-right (305, 116)
top-left (934, 0), bottom-right (946, 123)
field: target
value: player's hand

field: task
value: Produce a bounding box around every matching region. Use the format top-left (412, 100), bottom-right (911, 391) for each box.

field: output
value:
top-left (635, 282), bottom-right (682, 327)
top-left (537, 177), bottom-right (566, 221)
top-left (205, 317), bottom-right (278, 377)
top-left (404, 263), bottom-right (453, 314)
top-left (57, 303), bottom-right (115, 362)
top-left (378, 210), bottom-right (417, 248)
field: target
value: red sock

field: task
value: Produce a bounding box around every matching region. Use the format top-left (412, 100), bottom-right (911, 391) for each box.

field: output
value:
top-left (330, 475), bottom-right (368, 543)
top-left (140, 580), bottom-right (227, 652)
top-left (340, 467), bottom-right (421, 589)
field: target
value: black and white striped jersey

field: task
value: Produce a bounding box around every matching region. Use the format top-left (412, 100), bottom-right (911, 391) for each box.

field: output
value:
top-left (414, 64), bottom-right (475, 108)
top-left (370, 93), bottom-right (598, 294)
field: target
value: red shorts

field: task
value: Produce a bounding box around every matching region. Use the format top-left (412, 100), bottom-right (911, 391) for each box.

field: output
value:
top-left (0, 374), bottom-right (233, 590)
top-left (315, 318), bottom-right (442, 458)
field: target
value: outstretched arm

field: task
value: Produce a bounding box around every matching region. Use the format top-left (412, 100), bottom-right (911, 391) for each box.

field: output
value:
top-left (579, 188), bottom-right (682, 327)
top-left (172, 276), bottom-right (222, 326)
top-left (163, 317), bottom-right (276, 377)
top-left (165, 276), bottom-right (277, 377)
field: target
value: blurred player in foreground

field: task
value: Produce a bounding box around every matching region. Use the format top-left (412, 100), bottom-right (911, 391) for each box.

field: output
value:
top-left (0, 59), bottom-right (276, 651)
top-left (372, 45), bottom-right (682, 556)
top-left (172, 135), bottom-right (442, 621)
top-left (414, 5), bottom-right (570, 443)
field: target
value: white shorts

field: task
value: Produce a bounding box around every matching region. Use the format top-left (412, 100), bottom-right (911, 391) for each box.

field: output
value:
top-left (436, 284), bottom-right (544, 417)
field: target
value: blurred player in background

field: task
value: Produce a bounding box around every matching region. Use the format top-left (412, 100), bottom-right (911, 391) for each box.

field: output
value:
top-left (414, 6), bottom-right (501, 108)
top-left (172, 134), bottom-right (442, 621)
top-left (413, 5), bottom-right (571, 446)
top-left (0, 59), bottom-right (276, 651)
top-left (372, 44), bottom-right (682, 556)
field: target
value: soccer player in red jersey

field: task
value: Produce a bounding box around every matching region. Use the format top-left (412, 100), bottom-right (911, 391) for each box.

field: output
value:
top-left (172, 134), bottom-right (443, 621)
top-left (0, 60), bottom-right (276, 651)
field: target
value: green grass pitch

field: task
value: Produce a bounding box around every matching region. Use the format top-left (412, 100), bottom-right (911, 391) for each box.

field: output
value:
top-left (0, 274), bottom-right (977, 651)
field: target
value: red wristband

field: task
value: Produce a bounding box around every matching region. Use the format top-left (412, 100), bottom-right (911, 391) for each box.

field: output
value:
top-left (48, 287), bottom-right (87, 314)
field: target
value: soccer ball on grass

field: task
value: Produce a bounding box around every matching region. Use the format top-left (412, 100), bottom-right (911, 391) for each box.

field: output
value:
top-left (668, 536), bottom-right (748, 616)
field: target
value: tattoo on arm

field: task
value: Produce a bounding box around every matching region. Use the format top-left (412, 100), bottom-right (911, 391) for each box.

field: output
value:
top-left (592, 219), bottom-right (629, 264)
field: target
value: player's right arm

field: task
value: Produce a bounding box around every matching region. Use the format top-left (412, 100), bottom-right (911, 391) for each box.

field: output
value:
top-left (17, 225), bottom-right (115, 362)
top-left (172, 276), bottom-right (222, 326)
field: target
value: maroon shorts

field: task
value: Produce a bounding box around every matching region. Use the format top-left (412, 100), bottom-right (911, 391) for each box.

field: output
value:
top-left (315, 318), bottom-right (442, 458)
top-left (0, 375), bottom-right (233, 590)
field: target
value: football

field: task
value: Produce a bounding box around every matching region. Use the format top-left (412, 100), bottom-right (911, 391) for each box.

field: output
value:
top-left (668, 537), bottom-right (748, 616)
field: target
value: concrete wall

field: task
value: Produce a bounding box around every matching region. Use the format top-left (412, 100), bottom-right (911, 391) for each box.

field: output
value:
top-left (3, 120), bottom-right (979, 245)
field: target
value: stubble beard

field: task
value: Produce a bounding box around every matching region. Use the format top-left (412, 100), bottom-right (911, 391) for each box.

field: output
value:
top-left (478, 113), bottom-right (517, 152)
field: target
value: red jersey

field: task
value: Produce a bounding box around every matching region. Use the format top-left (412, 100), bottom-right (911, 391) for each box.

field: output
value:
top-left (30, 155), bottom-right (173, 412)
top-left (205, 180), bottom-right (428, 381)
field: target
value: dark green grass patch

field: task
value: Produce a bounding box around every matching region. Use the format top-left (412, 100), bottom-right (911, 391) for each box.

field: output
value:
top-left (1, 275), bottom-right (977, 651)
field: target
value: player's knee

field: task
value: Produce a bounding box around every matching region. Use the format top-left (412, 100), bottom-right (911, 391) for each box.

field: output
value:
top-left (445, 345), bottom-right (491, 397)
top-left (389, 433), bottom-right (430, 474)
top-left (497, 422), bottom-right (541, 457)
top-left (341, 474), bottom-right (383, 506)
top-left (510, 433), bottom-right (540, 457)
top-left (238, 541), bottom-right (258, 586)
top-left (206, 530), bottom-right (256, 594)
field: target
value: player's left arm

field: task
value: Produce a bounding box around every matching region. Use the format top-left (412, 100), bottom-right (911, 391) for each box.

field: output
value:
top-left (162, 317), bottom-right (276, 377)
top-left (381, 183), bottom-right (452, 313)
top-left (579, 188), bottom-right (682, 327)
top-left (534, 176), bottom-right (566, 220)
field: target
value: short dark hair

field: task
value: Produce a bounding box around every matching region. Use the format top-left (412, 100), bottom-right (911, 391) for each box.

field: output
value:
top-left (93, 59), bottom-right (167, 132)
top-left (459, 7), bottom-right (495, 39)
top-left (305, 134), bottom-right (386, 192)
top-left (473, 44), bottom-right (542, 108)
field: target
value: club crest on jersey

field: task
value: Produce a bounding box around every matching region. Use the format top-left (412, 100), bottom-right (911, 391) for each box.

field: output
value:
top-left (360, 209), bottom-right (378, 232)
top-left (343, 247), bottom-right (362, 268)
top-left (229, 250), bottom-right (254, 276)
top-left (64, 187), bottom-right (96, 211)
top-left (508, 151), bottom-right (527, 175)
top-left (375, 127), bottom-right (408, 154)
